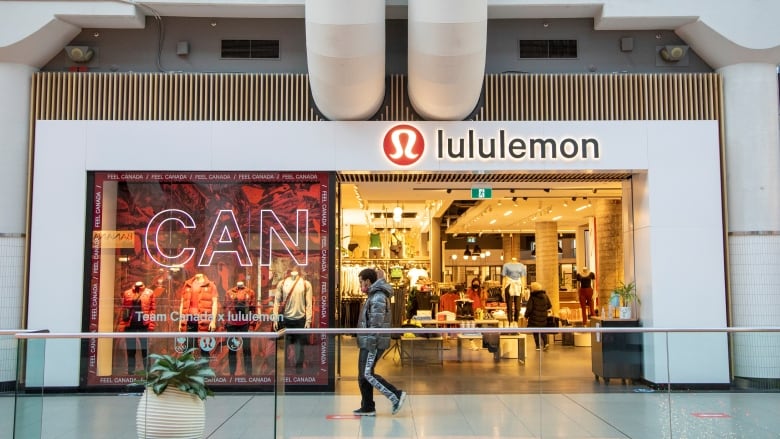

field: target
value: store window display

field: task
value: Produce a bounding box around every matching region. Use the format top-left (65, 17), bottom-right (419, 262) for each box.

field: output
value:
top-left (273, 270), bottom-right (313, 372)
top-left (117, 281), bottom-right (156, 374)
top-left (86, 172), bottom-right (330, 389)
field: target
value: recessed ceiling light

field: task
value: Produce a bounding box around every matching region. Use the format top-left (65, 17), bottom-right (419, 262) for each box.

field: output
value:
top-left (504, 210), bottom-right (513, 216)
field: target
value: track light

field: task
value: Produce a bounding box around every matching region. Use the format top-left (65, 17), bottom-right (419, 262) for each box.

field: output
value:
top-left (543, 188), bottom-right (551, 193)
top-left (446, 189), bottom-right (452, 194)
top-left (464, 245), bottom-right (472, 257)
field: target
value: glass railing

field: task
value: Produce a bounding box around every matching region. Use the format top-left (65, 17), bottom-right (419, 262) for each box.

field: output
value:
top-left (7, 326), bottom-right (780, 438)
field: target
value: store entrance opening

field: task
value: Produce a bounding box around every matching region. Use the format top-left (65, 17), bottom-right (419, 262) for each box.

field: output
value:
top-left (335, 171), bottom-right (635, 379)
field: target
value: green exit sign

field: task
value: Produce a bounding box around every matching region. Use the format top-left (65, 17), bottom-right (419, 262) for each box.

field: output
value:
top-left (471, 187), bottom-right (492, 199)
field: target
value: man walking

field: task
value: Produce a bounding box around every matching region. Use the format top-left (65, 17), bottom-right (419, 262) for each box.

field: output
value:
top-left (353, 268), bottom-right (407, 416)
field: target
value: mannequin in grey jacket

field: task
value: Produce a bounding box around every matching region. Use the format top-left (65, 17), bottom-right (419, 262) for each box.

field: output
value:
top-left (353, 268), bottom-right (407, 416)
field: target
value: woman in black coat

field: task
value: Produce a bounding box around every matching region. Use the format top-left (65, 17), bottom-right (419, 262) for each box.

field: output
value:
top-left (524, 282), bottom-right (552, 350)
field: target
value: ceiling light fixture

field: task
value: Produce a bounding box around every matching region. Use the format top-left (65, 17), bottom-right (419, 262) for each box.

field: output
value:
top-left (393, 204), bottom-right (403, 222)
top-left (65, 46), bottom-right (95, 63)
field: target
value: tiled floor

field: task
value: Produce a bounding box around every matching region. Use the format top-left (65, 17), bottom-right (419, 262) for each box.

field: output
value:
top-left (6, 391), bottom-right (780, 438)
top-left (3, 338), bottom-right (780, 438)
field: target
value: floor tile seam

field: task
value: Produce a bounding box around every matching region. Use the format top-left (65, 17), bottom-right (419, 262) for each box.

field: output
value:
top-left (204, 395), bottom-right (258, 438)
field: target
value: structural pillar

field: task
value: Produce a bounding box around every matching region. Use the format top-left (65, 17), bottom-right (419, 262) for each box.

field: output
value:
top-left (534, 222), bottom-right (559, 314)
top-left (719, 62), bottom-right (780, 386)
top-left (0, 62), bottom-right (36, 384)
top-left (594, 199), bottom-right (623, 312)
top-left (501, 233), bottom-right (521, 261)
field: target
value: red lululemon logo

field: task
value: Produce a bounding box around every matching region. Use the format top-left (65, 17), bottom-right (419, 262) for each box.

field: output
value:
top-left (383, 124), bottom-right (424, 166)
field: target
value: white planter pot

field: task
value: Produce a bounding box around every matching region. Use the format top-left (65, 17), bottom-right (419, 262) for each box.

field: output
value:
top-left (618, 306), bottom-right (632, 319)
top-left (137, 387), bottom-right (205, 439)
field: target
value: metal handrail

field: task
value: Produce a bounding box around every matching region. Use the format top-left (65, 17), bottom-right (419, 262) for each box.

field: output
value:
top-left (11, 326), bottom-right (780, 340)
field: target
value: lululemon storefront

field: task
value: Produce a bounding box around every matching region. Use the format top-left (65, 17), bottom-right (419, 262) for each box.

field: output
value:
top-left (29, 116), bottom-right (729, 391)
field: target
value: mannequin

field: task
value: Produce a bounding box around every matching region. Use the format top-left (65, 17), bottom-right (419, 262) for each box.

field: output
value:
top-left (501, 258), bottom-right (527, 324)
top-left (273, 270), bottom-right (313, 372)
top-left (118, 281), bottom-right (156, 374)
top-left (575, 267), bottom-right (596, 324)
top-left (223, 281), bottom-right (258, 375)
top-left (179, 273), bottom-right (218, 357)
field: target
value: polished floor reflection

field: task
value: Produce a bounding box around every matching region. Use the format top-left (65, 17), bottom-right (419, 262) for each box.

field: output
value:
top-left (4, 337), bottom-right (779, 438)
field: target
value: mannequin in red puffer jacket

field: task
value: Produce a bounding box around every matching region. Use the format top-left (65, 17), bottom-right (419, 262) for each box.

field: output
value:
top-left (118, 281), bottom-right (156, 374)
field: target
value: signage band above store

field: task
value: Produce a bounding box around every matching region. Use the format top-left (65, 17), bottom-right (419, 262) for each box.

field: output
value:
top-left (382, 125), bottom-right (602, 168)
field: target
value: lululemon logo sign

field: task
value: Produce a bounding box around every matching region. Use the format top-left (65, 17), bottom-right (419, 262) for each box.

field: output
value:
top-left (383, 124), bottom-right (424, 166)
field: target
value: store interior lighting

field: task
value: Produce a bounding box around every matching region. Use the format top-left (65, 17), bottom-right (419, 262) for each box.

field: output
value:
top-left (393, 204), bottom-right (403, 222)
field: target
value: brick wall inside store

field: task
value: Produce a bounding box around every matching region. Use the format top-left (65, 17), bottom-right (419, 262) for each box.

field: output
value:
top-left (535, 221), bottom-right (560, 313)
top-left (594, 199), bottom-right (624, 309)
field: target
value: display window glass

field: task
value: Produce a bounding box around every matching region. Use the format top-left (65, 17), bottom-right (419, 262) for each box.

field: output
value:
top-left (84, 171), bottom-right (332, 389)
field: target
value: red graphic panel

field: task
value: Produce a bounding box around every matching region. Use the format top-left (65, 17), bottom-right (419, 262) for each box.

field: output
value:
top-left (85, 171), bottom-right (331, 390)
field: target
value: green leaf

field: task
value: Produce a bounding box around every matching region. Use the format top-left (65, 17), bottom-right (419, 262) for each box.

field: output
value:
top-left (134, 348), bottom-right (215, 400)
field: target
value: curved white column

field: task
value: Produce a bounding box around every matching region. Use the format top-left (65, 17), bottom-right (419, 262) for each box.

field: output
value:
top-left (0, 62), bottom-right (35, 383)
top-left (407, 0), bottom-right (487, 120)
top-left (720, 63), bottom-right (780, 231)
top-left (305, 0), bottom-right (385, 120)
top-left (0, 63), bottom-right (35, 233)
top-left (719, 62), bottom-right (780, 383)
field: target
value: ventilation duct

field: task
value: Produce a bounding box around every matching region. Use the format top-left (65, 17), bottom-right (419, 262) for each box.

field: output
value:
top-left (407, 0), bottom-right (487, 120)
top-left (305, 0), bottom-right (385, 120)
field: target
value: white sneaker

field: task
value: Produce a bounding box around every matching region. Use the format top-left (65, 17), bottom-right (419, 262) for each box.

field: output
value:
top-left (392, 391), bottom-right (407, 415)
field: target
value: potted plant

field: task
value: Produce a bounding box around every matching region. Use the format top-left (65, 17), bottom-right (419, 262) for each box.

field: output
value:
top-left (613, 281), bottom-right (639, 319)
top-left (135, 348), bottom-right (216, 439)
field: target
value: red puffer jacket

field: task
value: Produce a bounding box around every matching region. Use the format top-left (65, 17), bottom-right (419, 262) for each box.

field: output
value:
top-left (118, 287), bottom-right (156, 331)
